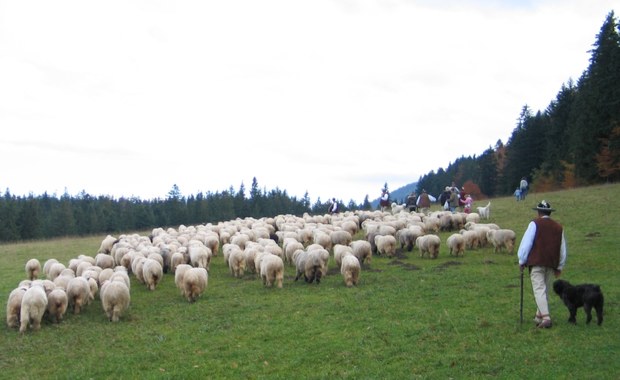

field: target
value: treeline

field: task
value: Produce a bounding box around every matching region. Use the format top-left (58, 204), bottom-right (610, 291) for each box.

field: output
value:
top-left (417, 11), bottom-right (620, 199)
top-left (0, 180), bottom-right (373, 242)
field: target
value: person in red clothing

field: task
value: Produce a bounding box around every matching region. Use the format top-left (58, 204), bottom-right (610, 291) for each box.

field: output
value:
top-left (517, 200), bottom-right (568, 329)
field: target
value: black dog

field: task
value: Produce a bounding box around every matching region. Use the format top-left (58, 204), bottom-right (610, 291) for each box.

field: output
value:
top-left (553, 279), bottom-right (604, 325)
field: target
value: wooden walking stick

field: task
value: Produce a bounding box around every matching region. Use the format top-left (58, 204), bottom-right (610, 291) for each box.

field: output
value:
top-left (520, 267), bottom-right (524, 324)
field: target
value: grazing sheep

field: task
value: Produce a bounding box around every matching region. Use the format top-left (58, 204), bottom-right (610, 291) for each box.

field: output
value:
top-left (6, 286), bottom-right (28, 329)
top-left (227, 246), bottom-right (247, 278)
top-left (142, 258), bottom-right (163, 291)
top-left (25, 258), bottom-right (41, 281)
top-left (181, 267), bottom-right (209, 303)
top-left (334, 244), bottom-right (354, 269)
top-left (284, 240), bottom-right (304, 265)
top-left (460, 229), bottom-right (480, 250)
top-left (66, 276), bottom-right (91, 314)
top-left (170, 251), bottom-right (186, 274)
top-left (19, 284), bottom-right (48, 333)
top-left (415, 234), bottom-right (441, 259)
top-left (43, 258), bottom-right (59, 278)
top-left (100, 280), bottom-right (131, 322)
top-left (331, 230), bottom-right (353, 247)
top-left (47, 262), bottom-right (66, 281)
top-left (374, 235), bottom-right (397, 257)
top-left (260, 254), bottom-right (284, 288)
top-left (98, 234), bottom-right (118, 254)
top-left (46, 288), bottom-right (68, 323)
top-left (446, 233), bottom-right (466, 257)
top-left (349, 240), bottom-right (372, 266)
top-left (395, 229), bottom-right (416, 252)
top-left (174, 264), bottom-right (193, 291)
top-left (95, 253), bottom-right (115, 270)
top-left (294, 250), bottom-right (323, 284)
top-left (486, 229), bottom-right (516, 254)
top-left (188, 243), bottom-right (212, 270)
top-left (340, 254), bottom-right (361, 287)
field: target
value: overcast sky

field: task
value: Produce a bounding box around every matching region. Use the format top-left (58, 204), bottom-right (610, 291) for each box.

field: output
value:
top-left (1, 0), bottom-right (617, 205)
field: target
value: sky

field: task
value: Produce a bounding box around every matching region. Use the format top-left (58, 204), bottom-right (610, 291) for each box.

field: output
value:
top-left (1, 0), bottom-right (618, 205)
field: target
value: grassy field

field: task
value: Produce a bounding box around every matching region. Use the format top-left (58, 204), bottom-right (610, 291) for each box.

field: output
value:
top-left (1, 184), bottom-right (619, 379)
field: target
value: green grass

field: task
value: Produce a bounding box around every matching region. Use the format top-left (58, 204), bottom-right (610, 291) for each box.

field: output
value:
top-left (1, 184), bottom-right (619, 379)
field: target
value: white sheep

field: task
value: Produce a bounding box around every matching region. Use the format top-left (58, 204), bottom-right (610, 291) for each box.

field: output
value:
top-left (47, 262), bottom-right (66, 281)
top-left (260, 254), bottom-right (284, 288)
top-left (19, 284), bottom-right (48, 333)
top-left (181, 267), bottom-right (209, 303)
top-left (486, 229), bottom-right (517, 254)
top-left (188, 243), bottom-right (212, 270)
top-left (294, 250), bottom-right (323, 284)
top-left (142, 258), bottom-right (163, 291)
top-left (46, 288), bottom-right (68, 323)
top-left (228, 247), bottom-right (247, 278)
top-left (374, 235), bottom-right (397, 257)
top-left (415, 234), bottom-right (441, 259)
top-left (66, 276), bottom-right (91, 314)
top-left (349, 240), bottom-right (372, 266)
top-left (100, 280), bottom-right (131, 322)
top-left (6, 286), bottom-right (28, 329)
top-left (284, 239), bottom-right (304, 266)
top-left (43, 258), bottom-right (59, 278)
top-left (460, 229), bottom-right (480, 250)
top-left (334, 244), bottom-right (354, 269)
top-left (98, 234), bottom-right (118, 254)
top-left (330, 230), bottom-right (353, 247)
top-left (446, 233), bottom-right (466, 257)
top-left (25, 258), bottom-right (41, 281)
top-left (170, 251), bottom-right (186, 274)
top-left (395, 229), bottom-right (416, 252)
top-left (341, 254), bottom-right (361, 287)
top-left (174, 264), bottom-right (193, 291)
top-left (95, 253), bottom-right (116, 270)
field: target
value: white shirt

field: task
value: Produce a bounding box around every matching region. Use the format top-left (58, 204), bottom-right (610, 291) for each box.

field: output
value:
top-left (517, 216), bottom-right (567, 270)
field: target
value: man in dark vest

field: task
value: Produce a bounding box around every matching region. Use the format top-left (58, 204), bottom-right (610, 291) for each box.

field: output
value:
top-left (517, 200), bottom-right (567, 328)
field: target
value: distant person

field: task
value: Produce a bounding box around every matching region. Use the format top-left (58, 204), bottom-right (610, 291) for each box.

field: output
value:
top-left (406, 191), bottom-right (418, 212)
top-left (514, 188), bottom-right (521, 201)
top-left (519, 177), bottom-right (529, 201)
top-left (379, 189), bottom-right (390, 212)
top-left (463, 194), bottom-right (473, 214)
top-left (328, 198), bottom-right (338, 214)
top-left (458, 187), bottom-right (467, 212)
top-left (448, 187), bottom-right (459, 213)
top-left (416, 189), bottom-right (436, 215)
top-left (517, 200), bottom-right (567, 329)
top-left (438, 186), bottom-right (451, 211)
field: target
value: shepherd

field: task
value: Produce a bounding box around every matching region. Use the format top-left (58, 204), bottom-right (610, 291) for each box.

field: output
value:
top-left (379, 188), bottom-right (390, 212)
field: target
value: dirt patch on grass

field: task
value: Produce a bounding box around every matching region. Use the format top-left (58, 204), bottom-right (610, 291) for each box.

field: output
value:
top-left (388, 259), bottom-right (421, 271)
top-left (435, 261), bottom-right (462, 270)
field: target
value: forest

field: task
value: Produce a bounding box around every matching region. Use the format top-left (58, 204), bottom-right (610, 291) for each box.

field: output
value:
top-left (0, 11), bottom-right (618, 242)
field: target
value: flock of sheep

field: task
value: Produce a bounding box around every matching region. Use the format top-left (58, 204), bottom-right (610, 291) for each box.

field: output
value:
top-left (6, 202), bottom-right (516, 333)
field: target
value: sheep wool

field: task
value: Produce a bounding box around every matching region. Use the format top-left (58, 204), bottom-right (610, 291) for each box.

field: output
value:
top-left (260, 254), bottom-right (284, 288)
top-left (446, 233), bottom-right (466, 257)
top-left (46, 288), bottom-right (68, 323)
top-left (25, 258), bottom-right (42, 281)
top-left (19, 284), bottom-right (48, 333)
top-left (416, 234), bottom-right (441, 259)
top-left (340, 254), bottom-right (361, 287)
top-left (181, 267), bottom-right (209, 303)
top-left (6, 286), bottom-right (28, 329)
top-left (100, 280), bottom-right (131, 322)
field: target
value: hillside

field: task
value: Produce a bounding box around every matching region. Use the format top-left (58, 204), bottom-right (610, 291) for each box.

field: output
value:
top-left (371, 182), bottom-right (417, 208)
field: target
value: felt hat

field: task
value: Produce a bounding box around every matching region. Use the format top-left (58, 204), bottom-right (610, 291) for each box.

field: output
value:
top-left (532, 200), bottom-right (555, 212)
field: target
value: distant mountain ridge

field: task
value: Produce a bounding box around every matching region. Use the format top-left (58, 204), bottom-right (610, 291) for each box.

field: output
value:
top-left (371, 182), bottom-right (417, 208)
